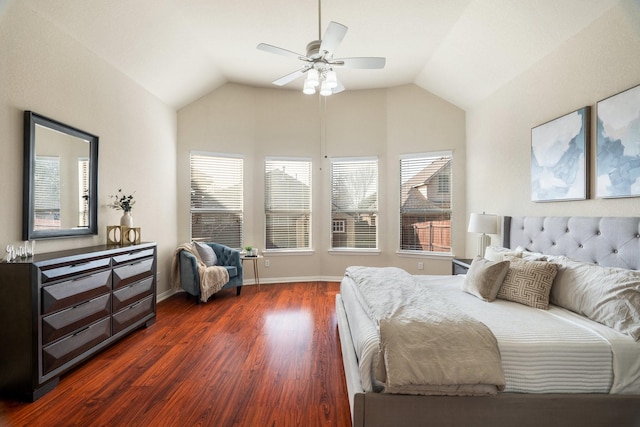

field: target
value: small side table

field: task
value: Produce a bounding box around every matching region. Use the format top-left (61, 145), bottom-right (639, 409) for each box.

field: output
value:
top-left (452, 258), bottom-right (473, 275)
top-left (241, 255), bottom-right (263, 290)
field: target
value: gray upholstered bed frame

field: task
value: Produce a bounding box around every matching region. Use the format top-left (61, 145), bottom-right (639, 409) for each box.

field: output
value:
top-left (336, 216), bottom-right (640, 427)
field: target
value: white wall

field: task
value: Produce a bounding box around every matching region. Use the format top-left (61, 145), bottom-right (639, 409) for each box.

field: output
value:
top-left (466, 1), bottom-right (640, 256)
top-left (0, 2), bottom-right (178, 295)
top-left (178, 83), bottom-right (466, 281)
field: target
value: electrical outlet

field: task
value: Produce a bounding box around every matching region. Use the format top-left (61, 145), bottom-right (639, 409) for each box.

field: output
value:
top-left (417, 262), bottom-right (424, 270)
top-left (264, 259), bottom-right (270, 268)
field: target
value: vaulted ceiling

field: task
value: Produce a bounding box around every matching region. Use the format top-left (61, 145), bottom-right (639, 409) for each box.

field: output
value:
top-left (17, 0), bottom-right (622, 110)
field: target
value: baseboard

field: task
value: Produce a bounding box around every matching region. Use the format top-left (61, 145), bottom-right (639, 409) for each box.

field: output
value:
top-left (157, 276), bottom-right (344, 303)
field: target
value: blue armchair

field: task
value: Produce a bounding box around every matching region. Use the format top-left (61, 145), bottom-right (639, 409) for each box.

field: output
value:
top-left (179, 242), bottom-right (243, 302)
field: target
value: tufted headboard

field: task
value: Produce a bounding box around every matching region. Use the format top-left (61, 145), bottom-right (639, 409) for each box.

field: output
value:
top-left (502, 216), bottom-right (640, 270)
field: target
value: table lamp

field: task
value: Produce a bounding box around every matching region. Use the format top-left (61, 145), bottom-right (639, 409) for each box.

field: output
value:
top-left (468, 212), bottom-right (497, 257)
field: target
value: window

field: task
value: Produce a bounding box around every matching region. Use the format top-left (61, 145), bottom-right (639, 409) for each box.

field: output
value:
top-left (332, 220), bottom-right (345, 233)
top-left (190, 153), bottom-right (243, 248)
top-left (400, 152), bottom-right (452, 253)
top-left (264, 158), bottom-right (312, 250)
top-left (330, 157), bottom-right (378, 249)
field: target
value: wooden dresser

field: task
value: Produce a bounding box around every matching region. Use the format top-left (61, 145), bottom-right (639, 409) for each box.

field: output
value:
top-left (0, 242), bottom-right (157, 401)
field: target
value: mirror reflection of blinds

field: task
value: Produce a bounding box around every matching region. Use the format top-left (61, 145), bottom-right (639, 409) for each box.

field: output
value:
top-left (264, 158), bottom-right (312, 250)
top-left (399, 152), bottom-right (452, 253)
top-left (330, 158), bottom-right (378, 249)
top-left (190, 153), bottom-right (243, 248)
top-left (78, 158), bottom-right (90, 227)
top-left (34, 156), bottom-right (61, 230)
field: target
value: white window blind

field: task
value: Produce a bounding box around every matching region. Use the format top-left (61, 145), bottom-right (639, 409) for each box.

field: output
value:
top-left (34, 156), bottom-right (61, 230)
top-left (78, 158), bottom-right (89, 227)
top-left (264, 158), bottom-right (312, 250)
top-left (190, 153), bottom-right (243, 248)
top-left (330, 158), bottom-right (378, 249)
top-left (400, 152), bottom-right (452, 253)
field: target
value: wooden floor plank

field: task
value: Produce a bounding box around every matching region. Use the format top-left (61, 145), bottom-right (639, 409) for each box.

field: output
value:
top-left (0, 282), bottom-right (351, 427)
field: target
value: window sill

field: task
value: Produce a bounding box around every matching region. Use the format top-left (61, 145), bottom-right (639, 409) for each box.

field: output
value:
top-left (262, 249), bottom-right (314, 256)
top-left (396, 250), bottom-right (453, 260)
top-left (328, 249), bottom-right (381, 256)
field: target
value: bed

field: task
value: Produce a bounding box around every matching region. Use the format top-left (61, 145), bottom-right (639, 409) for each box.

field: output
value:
top-left (336, 216), bottom-right (640, 427)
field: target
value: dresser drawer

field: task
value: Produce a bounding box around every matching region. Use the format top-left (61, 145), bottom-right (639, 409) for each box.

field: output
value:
top-left (42, 317), bottom-right (111, 375)
top-left (112, 248), bottom-right (155, 266)
top-left (112, 258), bottom-right (154, 290)
top-left (40, 258), bottom-right (111, 284)
top-left (112, 276), bottom-right (154, 312)
top-left (112, 295), bottom-right (154, 335)
top-left (42, 270), bottom-right (112, 315)
top-left (42, 294), bottom-right (111, 345)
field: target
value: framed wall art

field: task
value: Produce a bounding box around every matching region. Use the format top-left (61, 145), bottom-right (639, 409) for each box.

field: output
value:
top-left (596, 83), bottom-right (640, 198)
top-left (531, 106), bottom-right (590, 202)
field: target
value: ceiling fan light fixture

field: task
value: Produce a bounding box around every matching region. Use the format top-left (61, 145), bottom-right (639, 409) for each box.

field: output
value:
top-left (319, 80), bottom-right (333, 96)
top-left (303, 79), bottom-right (317, 95)
top-left (324, 70), bottom-right (338, 89)
top-left (306, 68), bottom-right (320, 87)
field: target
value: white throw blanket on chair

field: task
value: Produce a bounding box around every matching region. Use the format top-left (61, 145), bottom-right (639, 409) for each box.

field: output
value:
top-left (171, 243), bottom-right (230, 302)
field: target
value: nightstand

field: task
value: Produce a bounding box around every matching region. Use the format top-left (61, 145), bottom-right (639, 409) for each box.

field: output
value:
top-left (452, 258), bottom-right (473, 275)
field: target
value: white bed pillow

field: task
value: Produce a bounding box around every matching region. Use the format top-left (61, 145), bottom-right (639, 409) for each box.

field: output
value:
top-left (497, 257), bottom-right (558, 310)
top-left (514, 246), bottom-right (548, 261)
top-left (484, 246), bottom-right (522, 262)
top-left (463, 256), bottom-right (510, 302)
top-left (193, 242), bottom-right (218, 266)
top-left (548, 256), bottom-right (640, 341)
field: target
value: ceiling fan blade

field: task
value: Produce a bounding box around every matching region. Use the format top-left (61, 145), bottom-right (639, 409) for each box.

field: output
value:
top-left (320, 21), bottom-right (348, 55)
top-left (257, 43), bottom-right (308, 60)
top-left (272, 67), bottom-right (311, 86)
top-left (331, 57), bottom-right (386, 69)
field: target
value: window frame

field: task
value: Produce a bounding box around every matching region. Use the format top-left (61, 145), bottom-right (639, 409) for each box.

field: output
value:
top-left (189, 151), bottom-right (244, 249)
top-left (264, 157), bottom-right (313, 253)
top-left (398, 151), bottom-right (453, 256)
top-left (329, 156), bottom-right (379, 253)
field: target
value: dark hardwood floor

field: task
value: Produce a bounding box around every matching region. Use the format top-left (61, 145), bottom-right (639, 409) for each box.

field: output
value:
top-left (0, 282), bottom-right (352, 427)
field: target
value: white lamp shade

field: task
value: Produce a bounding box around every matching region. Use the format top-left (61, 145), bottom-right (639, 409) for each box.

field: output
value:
top-left (306, 69), bottom-right (320, 87)
top-left (325, 70), bottom-right (338, 89)
top-left (319, 81), bottom-right (332, 96)
top-left (303, 79), bottom-right (316, 95)
top-left (468, 213), bottom-right (497, 234)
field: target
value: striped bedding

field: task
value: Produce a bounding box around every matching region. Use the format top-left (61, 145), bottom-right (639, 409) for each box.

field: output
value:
top-left (340, 273), bottom-right (640, 394)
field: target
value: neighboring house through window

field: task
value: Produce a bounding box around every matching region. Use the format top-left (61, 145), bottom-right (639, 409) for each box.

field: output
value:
top-left (190, 152), bottom-right (243, 248)
top-left (330, 157), bottom-right (378, 249)
top-left (264, 158), bottom-right (312, 251)
top-left (400, 152), bottom-right (452, 253)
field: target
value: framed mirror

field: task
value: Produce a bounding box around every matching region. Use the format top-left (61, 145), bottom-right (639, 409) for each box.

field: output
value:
top-left (23, 111), bottom-right (99, 240)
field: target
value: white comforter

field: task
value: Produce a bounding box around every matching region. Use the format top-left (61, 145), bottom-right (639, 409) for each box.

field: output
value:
top-left (340, 272), bottom-right (640, 394)
top-left (345, 266), bottom-right (505, 396)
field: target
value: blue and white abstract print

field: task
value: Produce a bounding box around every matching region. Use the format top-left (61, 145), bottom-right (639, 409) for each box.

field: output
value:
top-left (596, 84), bottom-right (640, 198)
top-left (531, 107), bottom-right (589, 202)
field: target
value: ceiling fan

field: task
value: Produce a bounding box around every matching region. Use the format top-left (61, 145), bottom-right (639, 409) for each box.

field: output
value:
top-left (256, 1), bottom-right (386, 96)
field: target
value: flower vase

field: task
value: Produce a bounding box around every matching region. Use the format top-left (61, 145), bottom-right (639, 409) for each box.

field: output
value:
top-left (120, 211), bottom-right (133, 227)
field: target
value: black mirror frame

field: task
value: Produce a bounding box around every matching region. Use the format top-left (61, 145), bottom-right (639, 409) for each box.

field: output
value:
top-left (23, 111), bottom-right (99, 240)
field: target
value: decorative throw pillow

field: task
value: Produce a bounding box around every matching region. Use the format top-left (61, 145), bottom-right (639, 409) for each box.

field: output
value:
top-left (547, 256), bottom-right (640, 341)
top-left (194, 242), bottom-right (218, 267)
top-left (463, 256), bottom-right (510, 302)
top-left (497, 257), bottom-right (558, 309)
top-left (484, 246), bottom-right (522, 262)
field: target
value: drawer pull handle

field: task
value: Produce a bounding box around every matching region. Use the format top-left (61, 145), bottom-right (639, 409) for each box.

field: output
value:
top-left (73, 326), bottom-right (90, 336)
top-left (71, 261), bottom-right (92, 268)
top-left (71, 273), bottom-right (95, 282)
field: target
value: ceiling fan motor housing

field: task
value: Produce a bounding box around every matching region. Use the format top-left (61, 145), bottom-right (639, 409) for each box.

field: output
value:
top-left (306, 40), bottom-right (323, 59)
